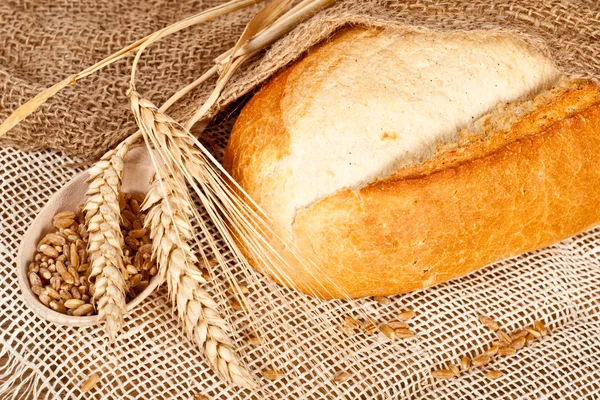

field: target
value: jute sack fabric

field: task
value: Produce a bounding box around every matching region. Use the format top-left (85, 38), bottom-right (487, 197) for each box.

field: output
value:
top-left (1, 0), bottom-right (600, 160)
top-left (1, 0), bottom-right (600, 399)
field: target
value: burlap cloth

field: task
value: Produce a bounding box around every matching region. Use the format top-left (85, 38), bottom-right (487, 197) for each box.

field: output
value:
top-left (1, 0), bottom-right (600, 399)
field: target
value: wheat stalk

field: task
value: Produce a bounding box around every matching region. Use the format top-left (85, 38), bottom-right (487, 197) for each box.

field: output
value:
top-left (128, 89), bottom-right (380, 397)
top-left (143, 166), bottom-right (256, 389)
top-left (129, 90), bottom-right (256, 388)
top-left (0, 0), bottom-right (262, 138)
top-left (84, 141), bottom-right (130, 340)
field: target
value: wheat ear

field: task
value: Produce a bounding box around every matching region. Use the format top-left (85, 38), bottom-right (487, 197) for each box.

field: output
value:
top-left (131, 92), bottom-right (256, 389)
top-left (84, 141), bottom-right (129, 340)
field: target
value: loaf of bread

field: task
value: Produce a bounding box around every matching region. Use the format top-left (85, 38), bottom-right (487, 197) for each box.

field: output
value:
top-left (223, 27), bottom-right (600, 299)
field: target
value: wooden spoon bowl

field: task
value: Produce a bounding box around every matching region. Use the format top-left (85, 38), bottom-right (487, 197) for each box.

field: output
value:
top-left (16, 146), bottom-right (161, 327)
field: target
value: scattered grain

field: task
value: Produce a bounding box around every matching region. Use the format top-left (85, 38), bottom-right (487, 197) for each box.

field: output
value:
top-left (247, 336), bottom-right (263, 346)
top-left (510, 337), bottom-right (526, 350)
top-left (380, 324), bottom-right (396, 340)
top-left (526, 327), bottom-right (542, 338)
top-left (510, 330), bottom-right (528, 341)
top-left (81, 373), bottom-right (100, 392)
top-left (478, 315), bottom-right (499, 331)
top-left (485, 346), bottom-right (499, 357)
top-left (449, 364), bottom-right (460, 377)
top-left (397, 309), bottom-right (415, 321)
top-left (472, 355), bottom-right (491, 367)
top-left (498, 347), bottom-right (516, 356)
top-left (332, 371), bottom-right (351, 383)
top-left (394, 328), bottom-right (415, 339)
top-left (460, 357), bottom-right (471, 371)
top-left (485, 370), bottom-right (503, 380)
top-left (373, 296), bottom-right (391, 305)
top-left (261, 369), bottom-right (283, 380)
top-left (432, 369), bottom-right (455, 379)
top-left (496, 330), bottom-right (511, 344)
top-left (388, 320), bottom-right (409, 329)
top-left (534, 320), bottom-right (549, 336)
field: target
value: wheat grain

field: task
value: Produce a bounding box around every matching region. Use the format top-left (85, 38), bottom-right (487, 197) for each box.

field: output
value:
top-left (261, 369), bottom-right (283, 380)
top-left (498, 346), bottom-right (516, 356)
top-left (534, 320), bottom-right (549, 336)
top-left (85, 142), bottom-right (129, 340)
top-left (449, 364), bottom-right (460, 377)
top-left (397, 310), bottom-right (415, 321)
top-left (484, 346), bottom-right (499, 357)
top-left (373, 296), bottom-right (391, 305)
top-left (496, 330), bottom-right (512, 344)
top-left (460, 357), bottom-right (471, 371)
top-left (388, 320), bottom-right (409, 329)
top-left (510, 330), bottom-right (528, 341)
top-left (81, 373), bottom-right (100, 392)
top-left (332, 371), bottom-right (351, 383)
top-left (526, 327), bottom-right (542, 338)
top-left (380, 324), bottom-right (396, 340)
top-left (472, 355), bottom-right (491, 367)
top-left (394, 328), bottom-right (415, 339)
top-left (485, 370), bottom-right (504, 380)
top-left (29, 198), bottom-right (157, 319)
top-left (432, 369), bottom-right (455, 379)
top-left (510, 337), bottom-right (527, 350)
top-left (64, 299), bottom-right (85, 309)
top-left (478, 314), bottom-right (499, 331)
top-left (247, 336), bottom-right (263, 346)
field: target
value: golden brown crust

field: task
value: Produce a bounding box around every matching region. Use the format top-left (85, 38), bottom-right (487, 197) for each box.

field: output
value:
top-left (389, 81), bottom-right (600, 182)
top-left (292, 93), bottom-right (600, 298)
top-left (223, 31), bottom-right (600, 299)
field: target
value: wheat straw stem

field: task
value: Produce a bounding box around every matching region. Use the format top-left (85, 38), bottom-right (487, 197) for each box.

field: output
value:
top-left (0, 0), bottom-right (261, 138)
top-left (128, 92), bottom-right (319, 391)
top-left (216, 0), bottom-right (336, 65)
top-left (84, 141), bottom-right (130, 340)
top-left (134, 94), bottom-right (369, 396)
top-left (130, 92), bottom-right (256, 389)
top-left (186, 0), bottom-right (336, 130)
top-left (184, 56), bottom-right (250, 129)
top-left (133, 99), bottom-right (318, 395)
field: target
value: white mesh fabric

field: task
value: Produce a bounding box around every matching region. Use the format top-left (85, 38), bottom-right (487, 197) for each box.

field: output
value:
top-left (1, 128), bottom-right (599, 398)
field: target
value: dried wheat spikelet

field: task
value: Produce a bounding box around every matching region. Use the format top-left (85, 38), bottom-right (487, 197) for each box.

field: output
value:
top-left (84, 141), bottom-right (129, 340)
top-left (129, 88), bottom-right (384, 396)
top-left (142, 166), bottom-right (256, 388)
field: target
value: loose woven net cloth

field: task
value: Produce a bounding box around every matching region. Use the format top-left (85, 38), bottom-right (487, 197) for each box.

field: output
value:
top-left (1, 121), bottom-right (600, 399)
